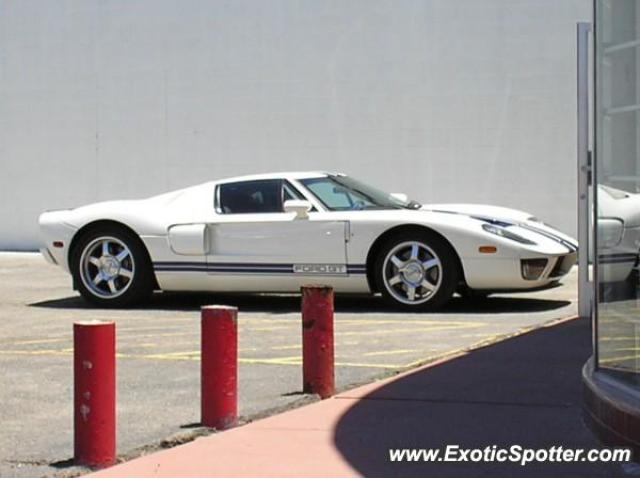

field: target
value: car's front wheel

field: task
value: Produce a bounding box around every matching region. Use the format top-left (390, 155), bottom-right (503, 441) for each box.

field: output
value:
top-left (374, 232), bottom-right (459, 310)
top-left (71, 226), bottom-right (154, 307)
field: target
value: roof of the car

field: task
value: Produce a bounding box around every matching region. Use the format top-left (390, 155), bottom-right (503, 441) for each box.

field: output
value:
top-left (215, 171), bottom-right (341, 184)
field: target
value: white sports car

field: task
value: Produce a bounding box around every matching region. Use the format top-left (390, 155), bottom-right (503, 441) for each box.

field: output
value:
top-left (39, 172), bottom-right (577, 309)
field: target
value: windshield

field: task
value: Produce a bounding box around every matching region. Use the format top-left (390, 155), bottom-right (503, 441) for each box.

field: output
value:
top-left (300, 175), bottom-right (420, 211)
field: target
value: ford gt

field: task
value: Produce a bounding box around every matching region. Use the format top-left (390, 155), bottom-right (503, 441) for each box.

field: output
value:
top-left (39, 172), bottom-right (578, 309)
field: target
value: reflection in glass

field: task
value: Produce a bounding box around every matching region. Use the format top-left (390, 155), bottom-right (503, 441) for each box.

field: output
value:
top-left (596, 0), bottom-right (640, 386)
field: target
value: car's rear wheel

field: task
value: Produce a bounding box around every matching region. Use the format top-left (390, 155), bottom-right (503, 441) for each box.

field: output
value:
top-left (71, 226), bottom-right (154, 307)
top-left (375, 232), bottom-right (459, 310)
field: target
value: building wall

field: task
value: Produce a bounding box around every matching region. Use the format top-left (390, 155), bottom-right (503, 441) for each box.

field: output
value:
top-left (0, 0), bottom-right (591, 250)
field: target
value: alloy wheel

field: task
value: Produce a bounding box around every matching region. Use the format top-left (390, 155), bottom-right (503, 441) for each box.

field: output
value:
top-left (79, 236), bottom-right (135, 299)
top-left (382, 241), bottom-right (442, 305)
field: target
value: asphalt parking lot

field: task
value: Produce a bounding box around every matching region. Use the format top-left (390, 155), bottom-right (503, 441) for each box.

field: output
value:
top-left (0, 253), bottom-right (577, 478)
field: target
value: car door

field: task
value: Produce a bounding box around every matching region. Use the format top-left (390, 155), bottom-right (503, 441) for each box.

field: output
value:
top-left (206, 178), bottom-right (348, 291)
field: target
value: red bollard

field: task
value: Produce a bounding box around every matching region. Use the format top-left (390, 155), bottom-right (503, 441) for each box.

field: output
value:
top-left (201, 305), bottom-right (238, 429)
top-left (302, 285), bottom-right (335, 399)
top-left (73, 320), bottom-right (116, 468)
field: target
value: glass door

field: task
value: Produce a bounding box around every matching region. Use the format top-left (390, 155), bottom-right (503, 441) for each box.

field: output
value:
top-left (594, 0), bottom-right (640, 387)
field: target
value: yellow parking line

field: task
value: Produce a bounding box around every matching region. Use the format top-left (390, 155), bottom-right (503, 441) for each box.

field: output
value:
top-left (114, 352), bottom-right (195, 361)
top-left (241, 319), bottom-right (297, 324)
top-left (11, 338), bottom-right (68, 345)
top-left (241, 318), bottom-right (327, 324)
top-left (334, 362), bottom-right (404, 369)
top-left (117, 326), bottom-right (194, 332)
top-left (249, 326), bottom-right (293, 332)
top-left (0, 348), bottom-right (452, 370)
top-left (0, 349), bottom-right (383, 368)
top-left (124, 332), bottom-right (195, 339)
top-left (119, 340), bottom-right (198, 348)
top-left (335, 319), bottom-right (487, 326)
top-left (363, 349), bottom-right (418, 357)
top-left (0, 349), bottom-right (71, 356)
top-left (270, 344), bottom-right (301, 350)
top-left (340, 324), bottom-right (482, 337)
top-left (239, 356), bottom-right (301, 365)
top-left (144, 350), bottom-right (200, 358)
top-left (238, 318), bottom-right (487, 327)
top-left (237, 357), bottom-right (401, 368)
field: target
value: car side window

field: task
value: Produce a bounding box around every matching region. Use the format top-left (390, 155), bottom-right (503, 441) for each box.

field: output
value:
top-left (218, 179), bottom-right (285, 214)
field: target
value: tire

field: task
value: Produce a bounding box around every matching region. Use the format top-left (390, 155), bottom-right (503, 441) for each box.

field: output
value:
top-left (374, 231), bottom-right (459, 310)
top-left (70, 225), bottom-right (154, 307)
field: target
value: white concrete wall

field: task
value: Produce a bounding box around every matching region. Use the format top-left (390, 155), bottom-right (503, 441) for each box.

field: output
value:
top-left (0, 0), bottom-right (591, 250)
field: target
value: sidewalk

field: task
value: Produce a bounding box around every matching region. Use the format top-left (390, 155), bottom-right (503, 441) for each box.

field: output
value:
top-left (89, 317), bottom-right (634, 478)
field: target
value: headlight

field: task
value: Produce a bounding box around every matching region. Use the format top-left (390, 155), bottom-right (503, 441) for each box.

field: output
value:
top-left (597, 218), bottom-right (623, 248)
top-left (482, 224), bottom-right (537, 245)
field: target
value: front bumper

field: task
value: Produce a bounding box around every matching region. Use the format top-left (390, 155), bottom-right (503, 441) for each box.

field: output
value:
top-left (463, 251), bottom-right (577, 290)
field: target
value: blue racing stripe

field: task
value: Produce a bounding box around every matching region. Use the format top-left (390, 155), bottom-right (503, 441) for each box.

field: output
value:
top-left (154, 262), bottom-right (367, 275)
top-left (597, 253), bottom-right (638, 265)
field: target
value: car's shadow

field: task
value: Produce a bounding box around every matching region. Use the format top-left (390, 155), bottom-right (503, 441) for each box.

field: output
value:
top-left (30, 292), bottom-right (572, 315)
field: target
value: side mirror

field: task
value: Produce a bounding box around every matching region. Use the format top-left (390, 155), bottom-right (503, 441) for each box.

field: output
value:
top-left (390, 193), bottom-right (408, 203)
top-left (284, 199), bottom-right (312, 219)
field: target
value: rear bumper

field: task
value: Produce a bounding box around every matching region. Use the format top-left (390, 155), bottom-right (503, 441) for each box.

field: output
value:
top-left (38, 210), bottom-right (78, 272)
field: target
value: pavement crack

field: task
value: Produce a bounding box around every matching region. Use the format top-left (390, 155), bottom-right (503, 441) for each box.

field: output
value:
top-left (4, 458), bottom-right (52, 466)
